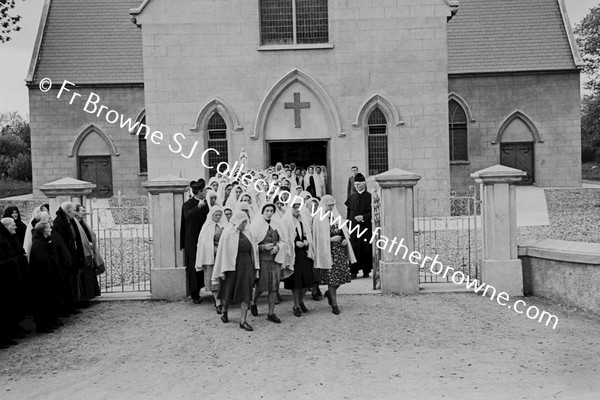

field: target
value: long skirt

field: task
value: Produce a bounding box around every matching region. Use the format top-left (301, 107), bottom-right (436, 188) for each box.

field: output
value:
top-left (256, 259), bottom-right (281, 293)
top-left (284, 248), bottom-right (314, 290)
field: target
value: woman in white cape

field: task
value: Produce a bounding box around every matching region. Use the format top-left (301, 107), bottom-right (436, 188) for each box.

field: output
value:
top-left (195, 206), bottom-right (225, 314)
top-left (212, 211), bottom-right (259, 331)
top-left (312, 195), bottom-right (356, 315)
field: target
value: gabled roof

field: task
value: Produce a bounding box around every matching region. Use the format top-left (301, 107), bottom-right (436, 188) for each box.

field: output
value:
top-left (27, 0), bottom-right (144, 85)
top-left (448, 0), bottom-right (582, 75)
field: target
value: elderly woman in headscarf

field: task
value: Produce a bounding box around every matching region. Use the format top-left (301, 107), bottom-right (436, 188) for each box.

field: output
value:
top-left (212, 211), bottom-right (259, 331)
top-left (29, 221), bottom-right (64, 333)
top-left (248, 203), bottom-right (290, 324)
top-left (206, 189), bottom-right (220, 209)
top-left (73, 204), bottom-right (100, 301)
top-left (282, 197), bottom-right (315, 316)
top-left (312, 195), bottom-right (355, 315)
top-left (3, 206), bottom-right (27, 244)
top-left (195, 205), bottom-right (225, 314)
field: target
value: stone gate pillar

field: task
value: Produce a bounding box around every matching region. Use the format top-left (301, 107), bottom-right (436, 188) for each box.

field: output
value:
top-left (471, 165), bottom-right (526, 296)
top-left (142, 175), bottom-right (189, 300)
top-left (374, 168), bottom-right (421, 294)
top-left (39, 177), bottom-right (96, 214)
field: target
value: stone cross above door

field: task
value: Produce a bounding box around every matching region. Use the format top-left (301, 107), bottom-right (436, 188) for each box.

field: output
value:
top-left (284, 92), bottom-right (310, 128)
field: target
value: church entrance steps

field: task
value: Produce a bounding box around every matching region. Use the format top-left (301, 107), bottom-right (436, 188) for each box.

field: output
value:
top-left (419, 283), bottom-right (470, 294)
top-left (94, 291), bottom-right (152, 301)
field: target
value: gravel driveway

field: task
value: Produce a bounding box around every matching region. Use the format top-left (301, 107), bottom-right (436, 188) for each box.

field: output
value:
top-left (1, 293), bottom-right (599, 400)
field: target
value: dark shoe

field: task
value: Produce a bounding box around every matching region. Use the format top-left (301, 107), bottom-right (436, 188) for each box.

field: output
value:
top-left (250, 304), bottom-right (258, 317)
top-left (192, 298), bottom-right (201, 304)
top-left (363, 272), bottom-right (370, 278)
top-left (299, 302), bottom-right (308, 313)
top-left (332, 306), bottom-right (340, 315)
top-left (267, 313), bottom-right (281, 323)
top-left (0, 338), bottom-right (18, 347)
top-left (324, 290), bottom-right (332, 306)
top-left (351, 273), bottom-right (358, 279)
top-left (311, 292), bottom-right (322, 301)
top-left (69, 309), bottom-right (81, 315)
top-left (221, 312), bottom-right (228, 323)
top-left (239, 322), bottom-right (254, 331)
top-left (17, 326), bottom-right (31, 335)
top-left (216, 305), bottom-right (223, 315)
top-left (293, 307), bottom-right (302, 317)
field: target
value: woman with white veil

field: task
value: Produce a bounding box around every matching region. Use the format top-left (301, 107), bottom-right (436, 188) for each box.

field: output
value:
top-left (196, 205), bottom-right (225, 313)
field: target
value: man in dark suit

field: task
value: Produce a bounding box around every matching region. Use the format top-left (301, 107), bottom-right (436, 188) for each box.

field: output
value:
top-left (347, 166), bottom-right (359, 198)
top-left (345, 173), bottom-right (373, 279)
top-left (180, 179), bottom-right (209, 304)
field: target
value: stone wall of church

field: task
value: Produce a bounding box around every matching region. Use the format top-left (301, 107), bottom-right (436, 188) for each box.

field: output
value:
top-left (136, 0), bottom-right (455, 209)
top-left (29, 86), bottom-right (146, 199)
top-left (448, 72), bottom-right (581, 190)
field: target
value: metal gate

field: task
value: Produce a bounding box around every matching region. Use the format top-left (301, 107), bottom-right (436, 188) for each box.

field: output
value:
top-left (372, 184), bottom-right (382, 290)
top-left (414, 184), bottom-right (481, 284)
top-left (89, 191), bottom-right (152, 293)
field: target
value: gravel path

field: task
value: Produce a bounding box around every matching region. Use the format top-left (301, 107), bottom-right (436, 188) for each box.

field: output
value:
top-left (518, 188), bottom-right (600, 246)
top-left (1, 293), bottom-right (599, 400)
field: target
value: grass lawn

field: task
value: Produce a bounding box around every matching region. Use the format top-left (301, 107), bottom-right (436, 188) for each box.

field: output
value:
top-left (582, 161), bottom-right (600, 181)
top-left (0, 179), bottom-right (32, 198)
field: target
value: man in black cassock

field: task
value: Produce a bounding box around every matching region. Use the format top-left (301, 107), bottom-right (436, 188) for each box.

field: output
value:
top-left (345, 173), bottom-right (373, 279)
top-left (180, 179), bottom-right (209, 304)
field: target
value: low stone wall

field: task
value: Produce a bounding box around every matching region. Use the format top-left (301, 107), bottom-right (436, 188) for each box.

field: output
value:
top-left (519, 239), bottom-right (600, 314)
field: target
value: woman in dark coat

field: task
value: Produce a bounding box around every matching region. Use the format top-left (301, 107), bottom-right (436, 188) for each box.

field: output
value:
top-left (29, 221), bottom-right (63, 333)
top-left (3, 206), bottom-right (27, 245)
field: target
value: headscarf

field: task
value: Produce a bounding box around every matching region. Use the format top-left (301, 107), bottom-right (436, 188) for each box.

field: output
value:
top-left (248, 203), bottom-right (290, 273)
top-left (206, 189), bottom-right (221, 209)
top-left (23, 206), bottom-right (48, 257)
top-left (303, 166), bottom-right (315, 189)
top-left (3, 206), bottom-right (27, 244)
top-left (225, 184), bottom-right (243, 209)
top-left (283, 197), bottom-right (315, 265)
top-left (235, 200), bottom-right (254, 222)
top-left (314, 168), bottom-right (325, 197)
top-left (211, 211), bottom-right (259, 285)
top-left (217, 182), bottom-right (232, 206)
top-left (312, 195), bottom-right (336, 270)
top-left (195, 205), bottom-right (224, 270)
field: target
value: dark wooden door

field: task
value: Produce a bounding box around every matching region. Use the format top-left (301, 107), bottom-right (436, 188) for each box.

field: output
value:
top-left (78, 156), bottom-right (113, 198)
top-left (500, 142), bottom-right (534, 185)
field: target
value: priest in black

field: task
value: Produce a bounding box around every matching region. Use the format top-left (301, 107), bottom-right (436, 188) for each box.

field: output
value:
top-left (180, 179), bottom-right (210, 303)
top-left (345, 173), bottom-right (373, 278)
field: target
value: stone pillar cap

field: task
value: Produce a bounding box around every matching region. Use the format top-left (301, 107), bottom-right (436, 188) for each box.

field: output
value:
top-left (142, 174), bottom-right (190, 194)
top-left (374, 168), bottom-right (421, 188)
top-left (471, 164), bottom-right (526, 185)
top-left (40, 177), bottom-right (96, 197)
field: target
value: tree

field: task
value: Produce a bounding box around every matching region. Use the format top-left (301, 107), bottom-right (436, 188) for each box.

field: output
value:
top-left (0, 0), bottom-right (23, 43)
top-left (0, 111), bottom-right (31, 180)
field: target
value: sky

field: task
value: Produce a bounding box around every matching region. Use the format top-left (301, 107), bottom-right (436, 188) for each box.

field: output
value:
top-left (0, 0), bottom-right (598, 119)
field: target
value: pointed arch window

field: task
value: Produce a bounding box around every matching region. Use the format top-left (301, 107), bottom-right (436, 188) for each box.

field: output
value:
top-left (207, 113), bottom-right (228, 177)
top-left (367, 108), bottom-right (389, 175)
top-left (138, 116), bottom-right (148, 174)
top-left (449, 99), bottom-right (468, 162)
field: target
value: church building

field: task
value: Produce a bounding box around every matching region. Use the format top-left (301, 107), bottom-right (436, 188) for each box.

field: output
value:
top-left (26, 0), bottom-right (582, 203)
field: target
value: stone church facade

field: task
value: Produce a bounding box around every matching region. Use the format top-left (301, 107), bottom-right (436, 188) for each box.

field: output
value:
top-left (26, 0), bottom-right (582, 203)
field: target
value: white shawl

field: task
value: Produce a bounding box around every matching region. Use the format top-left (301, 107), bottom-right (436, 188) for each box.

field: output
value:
top-left (195, 206), bottom-right (224, 271)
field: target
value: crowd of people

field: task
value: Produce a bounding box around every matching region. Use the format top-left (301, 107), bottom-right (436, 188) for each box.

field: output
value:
top-left (181, 162), bottom-right (373, 332)
top-left (0, 202), bottom-right (102, 348)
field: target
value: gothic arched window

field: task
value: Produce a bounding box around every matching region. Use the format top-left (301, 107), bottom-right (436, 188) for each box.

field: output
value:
top-left (449, 99), bottom-right (468, 162)
top-left (207, 113), bottom-right (228, 177)
top-left (367, 108), bottom-right (389, 175)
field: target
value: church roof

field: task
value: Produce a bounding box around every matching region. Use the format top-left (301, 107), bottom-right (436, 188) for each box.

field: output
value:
top-left (27, 0), bottom-right (581, 84)
top-left (26, 0), bottom-right (144, 85)
top-left (447, 0), bottom-right (581, 74)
